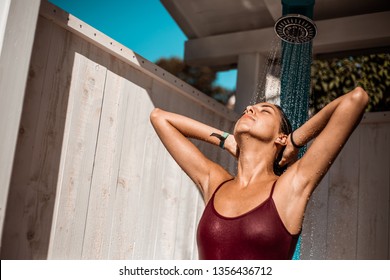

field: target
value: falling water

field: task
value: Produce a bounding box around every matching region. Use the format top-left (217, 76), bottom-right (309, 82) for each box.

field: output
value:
top-left (250, 33), bottom-right (314, 260)
top-left (250, 36), bottom-right (283, 105)
top-left (281, 40), bottom-right (312, 260)
top-left (250, 37), bottom-right (312, 136)
top-left (280, 41), bottom-right (312, 132)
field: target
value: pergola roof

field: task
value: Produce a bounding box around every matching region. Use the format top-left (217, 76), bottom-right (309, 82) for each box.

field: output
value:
top-left (161, 0), bottom-right (390, 68)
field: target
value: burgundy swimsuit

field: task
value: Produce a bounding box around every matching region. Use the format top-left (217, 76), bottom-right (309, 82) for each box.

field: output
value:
top-left (197, 179), bottom-right (300, 260)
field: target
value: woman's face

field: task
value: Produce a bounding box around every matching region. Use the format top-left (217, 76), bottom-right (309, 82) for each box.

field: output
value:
top-left (234, 103), bottom-right (282, 143)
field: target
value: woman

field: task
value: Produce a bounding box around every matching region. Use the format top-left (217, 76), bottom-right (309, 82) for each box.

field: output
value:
top-left (150, 87), bottom-right (368, 260)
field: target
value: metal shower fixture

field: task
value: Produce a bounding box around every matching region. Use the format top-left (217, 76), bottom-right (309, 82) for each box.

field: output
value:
top-left (274, 14), bottom-right (317, 44)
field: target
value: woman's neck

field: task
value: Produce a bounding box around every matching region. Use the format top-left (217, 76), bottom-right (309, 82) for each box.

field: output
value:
top-left (236, 138), bottom-right (278, 188)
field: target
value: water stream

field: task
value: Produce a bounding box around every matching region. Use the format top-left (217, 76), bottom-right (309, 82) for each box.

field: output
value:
top-left (281, 41), bottom-right (312, 260)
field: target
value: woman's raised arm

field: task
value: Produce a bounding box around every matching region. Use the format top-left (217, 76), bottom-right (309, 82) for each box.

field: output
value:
top-left (280, 87), bottom-right (369, 194)
top-left (150, 108), bottom-right (236, 197)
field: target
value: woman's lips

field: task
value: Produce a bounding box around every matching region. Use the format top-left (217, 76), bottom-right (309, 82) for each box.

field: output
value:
top-left (242, 114), bottom-right (255, 121)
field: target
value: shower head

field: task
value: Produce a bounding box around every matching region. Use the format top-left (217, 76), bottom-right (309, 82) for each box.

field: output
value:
top-left (274, 14), bottom-right (317, 44)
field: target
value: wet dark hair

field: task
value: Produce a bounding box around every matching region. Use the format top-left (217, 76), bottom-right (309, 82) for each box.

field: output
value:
top-left (273, 105), bottom-right (292, 176)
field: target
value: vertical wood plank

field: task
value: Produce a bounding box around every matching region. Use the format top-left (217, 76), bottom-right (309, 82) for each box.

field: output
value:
top-left (151, 81), bottom-right (216, 259)
top-left (0, 0), bottom-right (41, 243)
top-left (173, 174), bottom-right (202, 259)
top-left (326, 128), bottom-right (360, 259)
top-left (148, 140), bottom-right (169, 259)
top-left (1, 16), bottom-right (54, 259)
top-left (153, 154), bottom-right (182, 259)
top-left (2, 18), bottom-right (83, 259)
top-left (81, 70), bottom-right (129, 259)
top-left (144, 81), bottom-right (181, 259)
top-left (159, 89), bottom-right (193, 259)
top-left (130, 86), bottom-right (160, 259)
top-left (0, 0), bottom-right (11, 53)
top-left (49, 52), bottom-right (107, 259)
top-left (357, 123), bottom-right (390, 259)
top-left (99, 62), bottom-right (155, 260)
top-left (105, 79), bottom-right (146, 259)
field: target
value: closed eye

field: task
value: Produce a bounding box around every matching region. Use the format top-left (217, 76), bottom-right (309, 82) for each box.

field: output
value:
top-left (258, 104), bottom-right (276, 114)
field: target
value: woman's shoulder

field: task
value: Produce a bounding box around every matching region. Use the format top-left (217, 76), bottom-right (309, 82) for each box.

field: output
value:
top-left (203, 165), bottom-right (234, 203)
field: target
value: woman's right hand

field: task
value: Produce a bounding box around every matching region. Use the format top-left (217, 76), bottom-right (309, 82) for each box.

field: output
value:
top-left (278, 134), bottom-right (299, 167)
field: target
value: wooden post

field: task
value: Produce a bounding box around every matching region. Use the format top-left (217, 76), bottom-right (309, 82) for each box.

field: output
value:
top-left (235, 53), bottom-right (267, 113)
top-left (0, 0), bottom-right (41, 245)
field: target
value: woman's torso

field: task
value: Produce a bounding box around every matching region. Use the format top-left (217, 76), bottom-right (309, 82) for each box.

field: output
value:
top-left (196, 179), bottom-right (300, 260)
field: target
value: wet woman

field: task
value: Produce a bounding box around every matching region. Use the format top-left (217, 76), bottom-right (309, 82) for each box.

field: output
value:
top-left (150, 87), bottom-right (368, 260)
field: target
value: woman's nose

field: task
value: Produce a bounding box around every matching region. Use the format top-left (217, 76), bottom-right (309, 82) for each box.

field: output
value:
top-left (246, 106), bottom-right (254, 114)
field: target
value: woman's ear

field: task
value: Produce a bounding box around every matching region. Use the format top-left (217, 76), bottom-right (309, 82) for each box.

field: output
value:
top-left (275, 134), bottom-right (288, 146)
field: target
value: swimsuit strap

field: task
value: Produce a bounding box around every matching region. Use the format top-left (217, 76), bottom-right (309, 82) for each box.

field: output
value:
top-left (269, 180), bottom-right (278, 198)
top-left (211, 178), bottom-right (234, 198)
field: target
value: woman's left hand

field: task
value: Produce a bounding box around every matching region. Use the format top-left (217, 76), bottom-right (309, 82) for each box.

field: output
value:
top-left (279, 134), bottom-right (299, 167)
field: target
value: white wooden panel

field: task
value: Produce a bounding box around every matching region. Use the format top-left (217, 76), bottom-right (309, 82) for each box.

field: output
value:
top-left (1, 18), bottom-right (81, 259)
top-left (1, 17), bottom-right (54, 259)
top-left (173, 174), bottom-right (203, 259)
top-left (0, 0), bottom-right (41, 243)
top-left (106, 78), bottom-right (153, 259)
top-left (129, 87), bottom-right (161, 259)
top-left (357, 123), bottom-right (390, 259)
top-left (153, 83), bottom-right (199, 259)
top-left (148, 81), bottom-right (189, 259)
top-left (152, 153), bottom-right (182, 259)
top-left (2, 17), bottom-right (55, 259)
top-left (140, 81), bottom-right (181, 259)
top-left (173, 110), bottom-right (209, 260)
top-left (0, 0), bottom-right (11, 53)
top-left (49, 52), bottom-right (107, 259)
top-left (301, 118), bottom-right (390, 260)
top-left (81, 70), bottom-right (129, 259)
top-left (326, 128), bottom-right (360, 259)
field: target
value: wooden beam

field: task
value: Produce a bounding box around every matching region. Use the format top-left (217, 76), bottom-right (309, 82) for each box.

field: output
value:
top-left (235, 53), bottom-right (267, 113)
top-left (313, 11), bottom-right (390, 54)
top-left (184, 27), bottom-right (275, 67)
top-left (264, 0), bottom-right (282, 21)
top-left (184, 11), bottom-right (390, 66)
top-left (160, 0), bottom-right (200, 39)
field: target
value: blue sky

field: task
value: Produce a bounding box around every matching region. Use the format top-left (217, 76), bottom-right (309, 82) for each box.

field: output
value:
top-left (49, 0), bottom-right (237, 90)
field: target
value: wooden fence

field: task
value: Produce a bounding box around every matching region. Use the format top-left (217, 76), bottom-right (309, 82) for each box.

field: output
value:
top-left (0, 1), bottom-right (389, 259)
top-left (302, 112), bottom-right (390, 259)
top-left (0, 1), bottom-right (237, 259)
